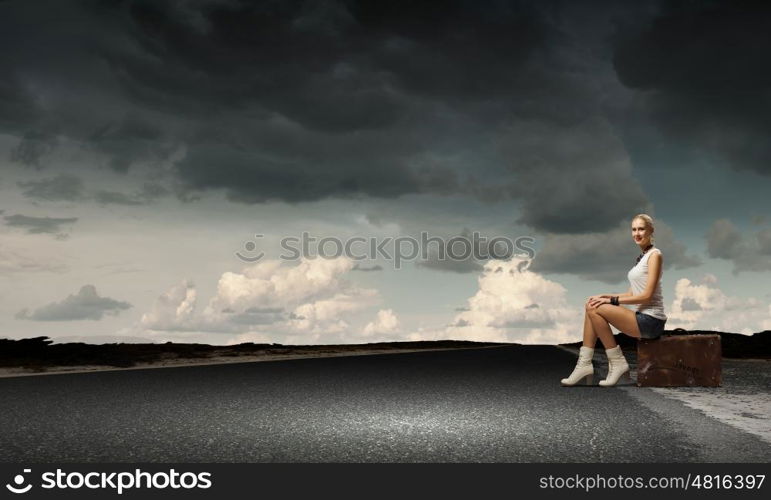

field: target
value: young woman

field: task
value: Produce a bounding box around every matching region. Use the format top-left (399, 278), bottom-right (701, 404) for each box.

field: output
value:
top-left (561, 213), bottom-right (667, 387)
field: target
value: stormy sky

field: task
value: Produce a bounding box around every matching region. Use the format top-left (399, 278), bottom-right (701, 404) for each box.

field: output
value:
top-left (1, 0), bottom-right (770, 345)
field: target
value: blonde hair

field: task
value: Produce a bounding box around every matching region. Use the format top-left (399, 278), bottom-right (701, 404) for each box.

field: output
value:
top-left (632, 213), bottom-right (655, 244)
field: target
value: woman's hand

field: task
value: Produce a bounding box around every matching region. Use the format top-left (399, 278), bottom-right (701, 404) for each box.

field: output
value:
top-left (586, 295), bottom-right (610, 309)
top-left (586, 295), bottom-right (604, 305)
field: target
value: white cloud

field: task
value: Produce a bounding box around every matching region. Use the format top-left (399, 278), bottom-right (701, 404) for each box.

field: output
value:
top-left (140, 257), bottom-right (380, 343)
top-left (668, 275), bottom-right (770, 334)
top-left (411, 255), bottom-right (580, 344)
top-left (202, 257), bottom-right (360, 319)
top-left (140, 280), bottom-right (197, 331)
top-left (363, 309), bottom-right (401, 337)
top-left (289, 290), bottom-right (378, 336)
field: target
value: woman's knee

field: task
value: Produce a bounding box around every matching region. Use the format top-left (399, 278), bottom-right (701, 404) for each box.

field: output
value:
top-left (594, 304), bottom-right (615, 317)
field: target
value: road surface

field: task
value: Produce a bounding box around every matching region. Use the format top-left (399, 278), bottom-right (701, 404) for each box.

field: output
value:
top-left (1, 345), bottom-right (769, 462)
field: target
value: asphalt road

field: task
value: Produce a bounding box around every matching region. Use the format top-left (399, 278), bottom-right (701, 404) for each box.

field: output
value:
top-left (1, 345), bottom-right (769, 462)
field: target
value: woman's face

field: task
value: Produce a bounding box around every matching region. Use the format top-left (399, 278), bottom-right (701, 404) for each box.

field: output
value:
top-left (631, 218), bottom-right (651, 245)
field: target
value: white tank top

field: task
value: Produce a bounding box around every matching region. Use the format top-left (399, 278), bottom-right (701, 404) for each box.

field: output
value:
top-left (627, 247), bottom-right (667, 321)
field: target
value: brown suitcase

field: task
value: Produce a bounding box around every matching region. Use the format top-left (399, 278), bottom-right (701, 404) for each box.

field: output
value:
top-left (636, 334), bottom-right (722, 387)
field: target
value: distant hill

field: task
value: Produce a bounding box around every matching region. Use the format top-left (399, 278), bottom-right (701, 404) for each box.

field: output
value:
top-left (561, 329), bottom-right (771, 359)
top-left (2, 329), bottom-right (768, 372)
top-left (0, 337), bottom-right (504, 371)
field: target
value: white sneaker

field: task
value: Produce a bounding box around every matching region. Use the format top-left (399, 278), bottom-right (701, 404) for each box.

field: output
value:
top-left (561, 346), bottom-right (595, 386)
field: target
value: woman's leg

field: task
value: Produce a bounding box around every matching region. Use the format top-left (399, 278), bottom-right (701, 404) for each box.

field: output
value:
top-left (582, 310), bottom-right (598, 348)
top-left (593, 305), bottom-right (642, 339)
top-left (586, 305), bottom-right (618, 349)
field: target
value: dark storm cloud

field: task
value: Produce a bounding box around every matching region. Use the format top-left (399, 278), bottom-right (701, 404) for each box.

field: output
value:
top-left (174, 140), bottom-right (459, 203)
top-left (103, 0), bottom-right (548, 123)
top-left (1, 77), bottom-right (54, 167)
top-left (613, 1), bottom-right (771, 175)
top-left (706, 219), bottom-right (771, 274)
top-left (93, 190), bottom-right (144, 205)
top-left (108, 0), bottom-right (553, 204)
top-left (499, 118), bottom-right (650, 234)
top-left (17, 174), bottom-right (167, 205)
top-left (86, 116), bottom-right (178, 173)
top-left (3, 214), bottom-right (78, 235)
top-left (10, 131), bottom-right (58, 168)
top-left (17, 174), bottom-right (85, 201)
top-left (93, 182), bottom-right (168, 205)
top-left (530, 220), bottom-right (701, 284)
top-left (0, 78), bottom-right (40, 131)
top-left (1, 0), bottom-right (662, 233)
top-left (0, 2), bottom-right (181, 172)
top-left (15, 284), bottom-right (132, 321)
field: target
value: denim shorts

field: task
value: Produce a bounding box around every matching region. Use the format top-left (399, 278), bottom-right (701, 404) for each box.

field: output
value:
top-left (636, 311), bottom-right (666, 339)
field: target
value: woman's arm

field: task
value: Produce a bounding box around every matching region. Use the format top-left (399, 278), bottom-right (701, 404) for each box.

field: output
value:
top-left (587, 288), bottom-right (632, 307)
top-left (600, 289), bottom-right (632, 298)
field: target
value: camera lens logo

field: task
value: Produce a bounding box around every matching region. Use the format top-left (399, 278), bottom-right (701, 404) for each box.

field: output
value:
top-left (235, 234), bottom-right (264, 262)
top-left (6, 469), bottom-right (32, 494)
